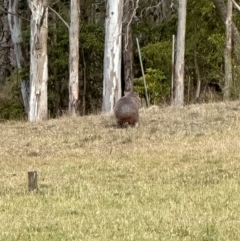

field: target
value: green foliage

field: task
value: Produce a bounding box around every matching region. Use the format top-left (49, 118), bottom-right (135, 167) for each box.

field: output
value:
top-left (0, 99), bottom-right (25, 121)
top-left (0, 80), bottom-right (25, 121)
top-left (185, 0), bottom-right (225, 85)
top-left (80, 24), bottom-right (104, 51)
top-left (0, 71), bottom-right (26, 120)
top-left (47, 18), bottom-right (105, 116)
top-left (134, 3), bottom-right (178, 45)
top-left (134, 0), bottom-right (229, 103)
top-left (48, 22), bottom-right (69, 71)
top-left (79, 24), bottom-right (104, 113)
top-left (135, 68), bottom-right (170, 105)
top-left (140, 40), bottom-right (172, 76)
top-left (134, 40), bottom-right (172, 104)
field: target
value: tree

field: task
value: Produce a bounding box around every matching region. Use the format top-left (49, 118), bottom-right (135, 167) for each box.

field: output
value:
top-left (69, 0), bottom-right (80, 116)
top-left (0, 0), bottom-right (12, 85)
top-left (194, 47), bottom-right (201, 102)
top-left (8, 0), bottom-right (29, 113)
top-left (212, 0), bottom-right (240, 63)
top-left (223, 0), bottom-right (232, 100)
top-left (102, 0), bottom-right (124, 112)
top-left (28, 0), bottom-right (48, 121)
top-left (173, 0), bottom-right (187, 106)
top-left (122, 0), bottom-right (135, 94)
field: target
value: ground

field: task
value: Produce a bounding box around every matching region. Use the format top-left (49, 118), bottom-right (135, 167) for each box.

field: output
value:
top-left (0, 101), bottom-right (240, 240)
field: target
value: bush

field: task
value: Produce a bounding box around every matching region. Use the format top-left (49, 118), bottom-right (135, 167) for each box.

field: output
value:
top-left (134, 68), bottom-right (170, 105)
top-left (0, 98), bottom-right (25, 121)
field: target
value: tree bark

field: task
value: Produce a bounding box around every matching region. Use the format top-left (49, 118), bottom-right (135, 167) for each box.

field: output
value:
top-left (194, 49), bottom-right (201, 101)
top-left (0, 0), bottom-right (12, 85)
top-left (212, 0), bottom-right (240, 63)
top-left (8, 0), bottom-right (29, 113)
top-left (122, 0), bottom-right (134, 94)
top-left (28, 0), bottom-right (48, 121)
top-left (171, 34), bottom-right (175, 104)
top-left (102, 0), bottom-right (123, 113)
top-left (81, 47), bottom-right (87, 115)
top-left (173, 0), bottom-right (187, 106)
top-left (223, 0), bottom-right (233, 100)
top-left (69, 0), bottom-right (80, 116)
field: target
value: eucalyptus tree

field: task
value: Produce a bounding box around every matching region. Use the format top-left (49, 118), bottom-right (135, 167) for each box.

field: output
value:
top-left (212, 0), bottom-right (240, 62)
top-left (213, 0), bottom-right (240, 98)
top-left (69, 0), bottom-right (80, 116)
top-left (102, 0), bottom-right (124, 112)
top-left (0, 0), bottom-right (12, 85)
top-left (122, 0), bottom-right (136, 93)
top-left (28, 0), bottom-right (48, 121)
top-left (173, 0), bottom-right (187, 106)
top-left (7, 0), bottom-right (29, 113)
top-left (223, 0), bottom-right (232, 100)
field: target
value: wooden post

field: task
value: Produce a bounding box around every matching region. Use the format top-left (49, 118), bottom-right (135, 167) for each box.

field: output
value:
top-left (28, 171), bottom-right (38, 191)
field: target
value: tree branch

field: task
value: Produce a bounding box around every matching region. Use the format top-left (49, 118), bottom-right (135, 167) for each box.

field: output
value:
top-left (232, 0), bottom-right (240, 11)
top-left (0, 6), bottom-right (70, 30)
top-left (48, 6), bottom-right (69, 30)
top-left (0, 8), bottom-right (30, 22)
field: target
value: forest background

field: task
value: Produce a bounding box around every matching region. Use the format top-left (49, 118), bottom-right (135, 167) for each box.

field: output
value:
top-left (0, 0), bottom-right (238, 120)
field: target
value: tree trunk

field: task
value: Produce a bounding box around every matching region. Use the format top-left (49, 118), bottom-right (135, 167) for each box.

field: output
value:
top-left (122, 0), bottom-right (134, 94)
top-left (52, 12), bottom-right (59, 115)
top-left (171, 34), bottom-right (175, 104)
top-left (212, 0), bottom-right (240, 63)
top-left (102, 0), bottom-right (123, 113)
top-left (8, 0), bottom-right (29, 113)
top-left (28, 0), bottom-right (48, 122)
top-left (81, 47), bottom-right (87, 115)
top-left (194, 49), bottom-right (201, 102)
top-left (69, 0), bottom-right (80, 116)
top-left (0, 0), bottom-right (12, 85)
top-left (223, 0), bottom-right (232, 100)
top-left (173, 0), bottom-right (187, 106)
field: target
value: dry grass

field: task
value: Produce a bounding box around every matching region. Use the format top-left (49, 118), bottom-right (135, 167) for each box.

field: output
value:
top-left (0, 101), bottom-right (240, 240)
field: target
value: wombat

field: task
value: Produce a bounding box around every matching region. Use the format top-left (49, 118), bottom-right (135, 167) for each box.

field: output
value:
top-left (114, 92), bottom-right (141, 128)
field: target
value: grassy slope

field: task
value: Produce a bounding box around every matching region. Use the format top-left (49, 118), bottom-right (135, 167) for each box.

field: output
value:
top-left (0, 102), bottom-right (240, 241)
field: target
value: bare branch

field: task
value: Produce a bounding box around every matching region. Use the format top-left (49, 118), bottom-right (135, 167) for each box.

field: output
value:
top-left (48, 6), bottom-right (69, 30)
top-left (1, 5), bottom-right (70, 30)
top-left (232, 0), bottom-right (240, 12)
top-left (123, 0), bottom-right (140, 51)
top-left (52, 0), bottom-right (60, 6)
top-left (0, 8), bottom-right (30, 22)
top-left (140, 0), bottom-right (162, 19)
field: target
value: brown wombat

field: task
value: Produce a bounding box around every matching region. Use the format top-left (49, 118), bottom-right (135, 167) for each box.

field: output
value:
top-left (114, 92), bottom-right (141, 128)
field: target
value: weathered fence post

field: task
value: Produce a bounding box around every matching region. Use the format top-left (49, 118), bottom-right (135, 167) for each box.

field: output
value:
top-left (28, 171), bottom-right (38, 191)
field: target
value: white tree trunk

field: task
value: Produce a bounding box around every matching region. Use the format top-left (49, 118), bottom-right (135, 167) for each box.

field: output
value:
top-left (102, 0), bottom-right (123, 113)
top-left (8, 0), bottom-right (29, 113)
top-left (173, 0), bottom-right (187, 106)
top-left (28, 0), bottom-right (48, 121)
top-left (224, 0), bottom-right (232, 100)
top-left (69, 0), bottom-right (80, 116)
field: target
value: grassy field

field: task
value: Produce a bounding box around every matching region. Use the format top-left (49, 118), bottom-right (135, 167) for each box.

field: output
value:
top-left (0, 101), bottom-right (240, 241)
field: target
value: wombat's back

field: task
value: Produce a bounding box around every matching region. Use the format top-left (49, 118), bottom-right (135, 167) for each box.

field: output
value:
top-left (114, 92), bottom-right (141, 127)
